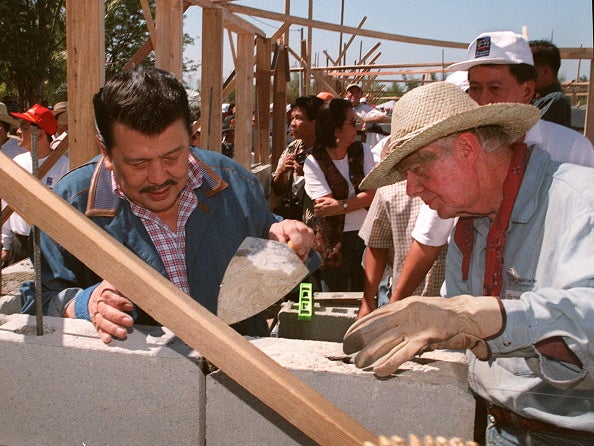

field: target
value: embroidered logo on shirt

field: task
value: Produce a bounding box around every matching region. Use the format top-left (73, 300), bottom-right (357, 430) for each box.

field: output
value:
top-left (475, 36), bottom-right (491, 58)
top-left (504, 267), bottom-right (536, 300)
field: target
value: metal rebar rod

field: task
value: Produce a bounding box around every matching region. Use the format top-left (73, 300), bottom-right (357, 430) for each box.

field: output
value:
top-left (31, 124), bottom-right (43, 336)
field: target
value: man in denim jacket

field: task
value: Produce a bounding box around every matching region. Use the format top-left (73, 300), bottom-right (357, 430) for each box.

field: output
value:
top-left (36, 65), bottom-right (314, 342)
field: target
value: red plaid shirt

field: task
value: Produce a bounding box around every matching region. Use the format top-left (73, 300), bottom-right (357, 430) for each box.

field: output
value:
top-left (113, 155), bottom-right (202, 293)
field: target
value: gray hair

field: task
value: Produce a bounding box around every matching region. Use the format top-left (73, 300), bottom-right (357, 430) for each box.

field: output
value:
top-left (433, 125), bottom-right (514, 153)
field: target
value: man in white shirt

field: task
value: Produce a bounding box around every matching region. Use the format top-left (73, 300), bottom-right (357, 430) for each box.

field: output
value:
top-left (345, 82), bottom-right (390, 148)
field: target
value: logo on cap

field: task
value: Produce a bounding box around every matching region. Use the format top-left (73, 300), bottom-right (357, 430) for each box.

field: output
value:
top-left (475, 36), bottom-right (491, 58)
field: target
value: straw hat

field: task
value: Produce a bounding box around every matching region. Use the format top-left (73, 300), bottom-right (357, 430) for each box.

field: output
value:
top-left (0, 102), bottom-right (19, 128)
top-left (359, 81), bottom-right (540, 190)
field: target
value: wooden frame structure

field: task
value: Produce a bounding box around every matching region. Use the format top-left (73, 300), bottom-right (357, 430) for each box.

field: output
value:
top-left (64, 0), bottom-right (593, 170)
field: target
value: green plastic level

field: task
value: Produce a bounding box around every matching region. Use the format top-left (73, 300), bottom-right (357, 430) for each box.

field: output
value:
top-left (297, 282), bottom-right (313, 321)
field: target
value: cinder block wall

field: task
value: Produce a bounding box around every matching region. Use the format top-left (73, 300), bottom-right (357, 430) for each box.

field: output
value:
top-left (0, 314), bottom-right (475, 445)
top-left (207, 338), bottom-right (474, 444)
top-left (0, 314), bottom-right (206, 446)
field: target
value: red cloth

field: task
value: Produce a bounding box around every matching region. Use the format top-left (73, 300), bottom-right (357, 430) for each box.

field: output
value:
top-left (454, 142), bottom-right (530, 296)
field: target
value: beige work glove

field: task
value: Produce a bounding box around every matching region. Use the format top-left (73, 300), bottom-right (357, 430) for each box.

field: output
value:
top-left (343, 295), bottom-right (505, 377)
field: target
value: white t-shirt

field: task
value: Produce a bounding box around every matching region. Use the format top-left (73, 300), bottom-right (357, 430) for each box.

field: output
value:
top-left (303, 143), bottom-right (376, 232)
top-left (411, 119), bottom-right (594, 247)
top-left (1, 136), bottom-right (26, 159)
top-left (370, 136), bottom-right (390, 164)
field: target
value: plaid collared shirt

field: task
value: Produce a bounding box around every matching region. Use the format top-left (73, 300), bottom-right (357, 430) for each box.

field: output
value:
top-left (112, 155), bottom-right (202, 293)
top-left (358, 182), bottom-right (446, 296)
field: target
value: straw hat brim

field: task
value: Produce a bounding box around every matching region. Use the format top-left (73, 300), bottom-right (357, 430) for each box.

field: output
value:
top-left (359, 102), bottom-right (541, 190)
top-left (0, 113), bottom-right (19, 129)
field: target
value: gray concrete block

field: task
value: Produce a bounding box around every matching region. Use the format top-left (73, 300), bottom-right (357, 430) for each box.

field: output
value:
top-left (206, 337), bottom-right (475, 445)
top-left (0, 314), bottom-right (206, 446)
top-left (0, 293), bottom-right (20, 315)
top-left (277, 300), bottom-right (358, 343)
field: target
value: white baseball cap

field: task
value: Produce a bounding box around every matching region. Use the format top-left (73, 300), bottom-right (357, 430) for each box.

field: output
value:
top-left (445, 71), bottom-right (469, 92)
top-left (448, 31), bottom-right (534, 72)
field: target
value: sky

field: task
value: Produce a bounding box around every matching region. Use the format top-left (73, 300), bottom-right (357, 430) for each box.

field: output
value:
top-left (182, 0), bottom-right (593, 90)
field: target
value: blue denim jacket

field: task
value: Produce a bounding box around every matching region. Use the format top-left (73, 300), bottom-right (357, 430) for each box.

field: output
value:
top-left (36, 147), bottom-right (279, 334)
top-left (444, 148), bottom-right (594, 432)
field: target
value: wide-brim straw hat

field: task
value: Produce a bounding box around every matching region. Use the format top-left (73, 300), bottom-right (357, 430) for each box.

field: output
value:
top-left (359, 81), bottom-right (540, 190)
top-left (0, 102), bottom-right (19, 128)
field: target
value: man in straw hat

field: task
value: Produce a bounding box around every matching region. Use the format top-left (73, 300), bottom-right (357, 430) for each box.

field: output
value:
top-left (392, 31), bottom-right (594, 309)
top-left (344, 81), bottom-right (594, 444)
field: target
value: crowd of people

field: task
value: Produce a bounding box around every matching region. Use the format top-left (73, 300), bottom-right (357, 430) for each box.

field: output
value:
top-left (1, 30), bottom-right (592, 445)
top-left (1, 102), bottom-right (70, 267)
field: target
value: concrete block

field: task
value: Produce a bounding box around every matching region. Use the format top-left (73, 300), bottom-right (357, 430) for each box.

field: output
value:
top-left (1, 258), bottom-right (33, 315)
top-left (206, 337), bottom-right (475, 444)
top-left (0, 314), bottom-right (206, 446)
top-left (277, 300), bottom-right (358, 343)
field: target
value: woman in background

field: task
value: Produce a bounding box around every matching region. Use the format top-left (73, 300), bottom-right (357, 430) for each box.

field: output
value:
top-left (303, 98), bottom-right (376, 291)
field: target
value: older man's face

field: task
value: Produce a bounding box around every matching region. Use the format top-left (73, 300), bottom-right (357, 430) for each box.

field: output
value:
top-left (402, 137), bottom-right (482, 219)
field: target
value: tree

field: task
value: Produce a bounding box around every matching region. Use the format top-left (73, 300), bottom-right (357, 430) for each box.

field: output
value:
top-left (0, 0), bottom-right (197, 108)
top-left (105, 0), bottom-right (154, 79)
top-left (0, 0), bottom-right (67, 109)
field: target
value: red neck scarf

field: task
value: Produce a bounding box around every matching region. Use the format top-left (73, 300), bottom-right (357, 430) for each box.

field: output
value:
top-left (454, 142), bottom-right (530, 296)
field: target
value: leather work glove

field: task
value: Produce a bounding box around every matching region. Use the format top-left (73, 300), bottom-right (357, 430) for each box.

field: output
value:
top-left (343, 295), bottom-right (505, 377)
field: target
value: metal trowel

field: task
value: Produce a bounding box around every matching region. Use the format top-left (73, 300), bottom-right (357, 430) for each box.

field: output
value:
top-left (217, 237), bottom-right (311, 325)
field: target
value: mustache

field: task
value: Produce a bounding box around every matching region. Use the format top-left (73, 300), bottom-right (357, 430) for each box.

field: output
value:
top-left (139, 179), bottom-right (178, 194)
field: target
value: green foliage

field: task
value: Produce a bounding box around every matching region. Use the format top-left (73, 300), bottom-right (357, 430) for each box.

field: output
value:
top-left (105, 0), bottom-right (153, 79)
top-left (0, 0), bottom-right (67, 109)
top-left (0, 0), bottom-right (198, 108)
top-left (385, 82), bottom-right (404, 97)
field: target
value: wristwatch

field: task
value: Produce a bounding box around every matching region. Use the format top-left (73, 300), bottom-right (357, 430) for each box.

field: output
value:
top-left (342, 199), bottom-right (348, 210)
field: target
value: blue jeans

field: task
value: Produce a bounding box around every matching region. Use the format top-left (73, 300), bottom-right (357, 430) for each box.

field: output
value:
top-left (377, 264), bottom-right (392, 307)
top-left (486, 418), bottom-right (594, 446)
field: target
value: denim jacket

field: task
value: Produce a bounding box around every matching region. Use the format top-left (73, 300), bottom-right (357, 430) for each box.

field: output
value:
top-left (36, 147), bottom-right (279, 335)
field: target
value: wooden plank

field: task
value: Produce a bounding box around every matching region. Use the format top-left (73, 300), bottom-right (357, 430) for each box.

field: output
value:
top-left (270, 45), bottom-right (289, 171)
top-left (66, 0), bottom-right (104, 168)
top-left (155, 0), bottom-right (183, 78)
top-left (222, 3), bottom-right (468, 49)
top-left (0, 152), bottom-right (377, 445)
top-left (123, 2), bottom-right (191, 71)
top-left (234, 32), bottom-right (254, 169)
top-left (255, 36), bottom-right (272, 165)
top-left (334, 17), bottom-right (367, 67)
top-left (201, 7), bottom-right (224, 152)
top-left (223, 8), bottom-right (265, 37)
top-left (139, 0), bottom-right (156, 43)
